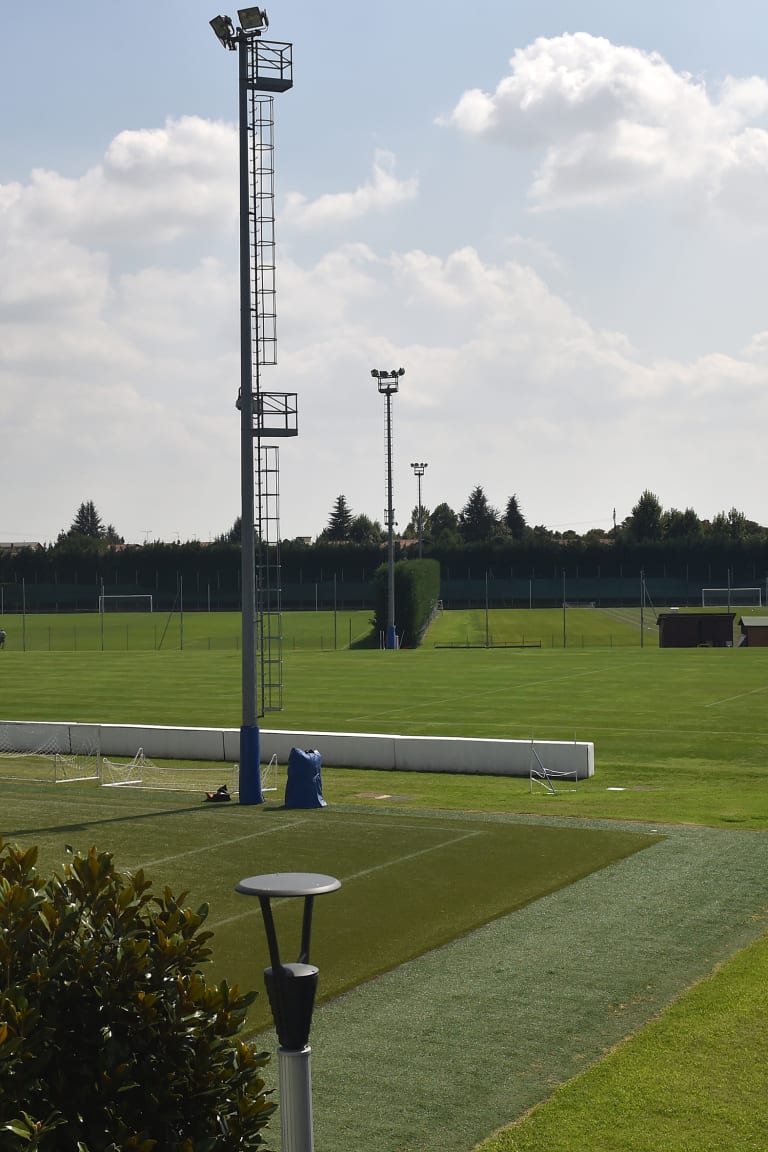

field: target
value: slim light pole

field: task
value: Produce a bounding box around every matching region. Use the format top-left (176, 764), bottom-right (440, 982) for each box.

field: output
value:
top-left (371, 368), bottom-right (404, 650)
top-left (410, 461), bottom-right (427, 559)
top-left (562, 569), bottom-right (567, 649)
top-left (484, 570), bottom-right (490, 647)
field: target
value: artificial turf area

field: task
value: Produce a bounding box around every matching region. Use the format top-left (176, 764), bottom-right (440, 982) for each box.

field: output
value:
top-left (481, 929), bottom-right (768, 1152)
top-left (0, 782), bottom-right (652, 1034)
top-left (304, 819), bottom-right (768, 1152)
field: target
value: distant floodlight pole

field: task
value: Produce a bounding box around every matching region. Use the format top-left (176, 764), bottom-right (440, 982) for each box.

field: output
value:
top-left (371, 368), bottom-right (404, 649)
top-left (210, 8), bottom-right (293, 802)
top-left (410, 461), bottom-right (427, 559)
top-left (236, 872), bottom-right (341, 1152)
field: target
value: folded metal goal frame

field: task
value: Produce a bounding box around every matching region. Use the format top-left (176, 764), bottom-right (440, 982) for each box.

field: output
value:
top-left (529, 742), bottom-right (579, 794)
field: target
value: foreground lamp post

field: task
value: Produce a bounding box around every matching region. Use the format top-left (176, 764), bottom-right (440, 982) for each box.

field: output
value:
top-left (236, 872), bottom-right (341, 1152)
top-left (410, 461), bottom-right (427, 559)
top-left (371, 367), bottom-right (404, 650)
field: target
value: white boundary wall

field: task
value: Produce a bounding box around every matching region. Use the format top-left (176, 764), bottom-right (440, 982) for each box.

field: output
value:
top-left (0, 720), bottom-right (101, 755)
top-left (3, 721), bottom-right (594, 779)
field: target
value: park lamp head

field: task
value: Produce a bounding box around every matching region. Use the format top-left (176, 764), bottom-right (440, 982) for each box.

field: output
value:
top-left (238, 6), bottom-right (269, 31)
top-left (210, 14), bottom-right (236, 48)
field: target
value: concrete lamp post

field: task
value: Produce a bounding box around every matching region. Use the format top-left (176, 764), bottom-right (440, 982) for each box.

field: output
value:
top-left (236, 871), bottom-right (341, 1152)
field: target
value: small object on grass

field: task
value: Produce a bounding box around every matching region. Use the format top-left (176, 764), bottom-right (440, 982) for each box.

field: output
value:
top-left (204, 784), bottom-right (231, 803)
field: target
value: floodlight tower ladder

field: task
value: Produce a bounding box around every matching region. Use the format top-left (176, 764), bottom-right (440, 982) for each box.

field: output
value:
top-left (243, 38), bottom-right (296, 714)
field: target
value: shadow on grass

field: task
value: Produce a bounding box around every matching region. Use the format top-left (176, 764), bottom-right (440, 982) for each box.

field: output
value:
top-left (2, 800), bottom-right (279, 839)
top-left (349, 629), bottom-right (379, 650)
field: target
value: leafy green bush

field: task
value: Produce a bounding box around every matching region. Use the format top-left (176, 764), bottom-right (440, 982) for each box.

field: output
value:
top-left (0, 840), bottom-right (274, 1151)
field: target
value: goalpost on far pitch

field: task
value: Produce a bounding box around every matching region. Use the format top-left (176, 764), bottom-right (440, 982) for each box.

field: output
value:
top-left (701, 587), bottom-right (762, 608)
top-left (98, 594), bottom-right (154, 614)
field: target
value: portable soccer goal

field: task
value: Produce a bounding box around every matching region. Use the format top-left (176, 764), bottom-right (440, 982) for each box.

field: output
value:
top-left (529, 741), bottom-right (579, 795)
top-left (261, 754), bottom-right (279, 792)
top-left (101, 748), bottom-right (240, 794)
top-left (101, 751), bottom-right (281, 796)
top-left (229, 755), bottom-right (280, 794)
top-left (0, 721), bottom-right (101, 784)
top-left (98, 594), bottom-right (154, 613)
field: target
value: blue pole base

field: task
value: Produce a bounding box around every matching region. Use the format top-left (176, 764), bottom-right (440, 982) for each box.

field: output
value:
top-left (239, 725), bottom-right (264, 805)
top-left (386, 625), bottom-right (398, 650)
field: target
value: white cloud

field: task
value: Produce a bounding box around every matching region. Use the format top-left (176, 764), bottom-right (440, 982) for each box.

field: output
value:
top-left (444, 33), bottom-right (768, 216)
top-left (0, 117), bottom-right (237, 248)
top-left (742, 329), bottom-right (768, 362)
top-left (281, 150), bottom-right (418, 230)
top-left (4, 110), bottom-right (768, 543)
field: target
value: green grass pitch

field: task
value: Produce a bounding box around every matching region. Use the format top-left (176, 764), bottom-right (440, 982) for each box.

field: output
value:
top-left (2, 608), bottom-right (768, 1149)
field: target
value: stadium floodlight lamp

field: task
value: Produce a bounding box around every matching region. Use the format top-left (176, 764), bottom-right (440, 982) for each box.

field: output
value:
top-left (238, 5), bottom-right (269, 30)
top-left (371, 367), bottom-right (403, 394)
top-left (210, 14), bottom-right (236, 47)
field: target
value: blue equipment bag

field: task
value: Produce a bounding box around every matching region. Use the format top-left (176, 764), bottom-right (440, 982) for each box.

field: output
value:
top-left (285, 747), bottom-right (326, 809)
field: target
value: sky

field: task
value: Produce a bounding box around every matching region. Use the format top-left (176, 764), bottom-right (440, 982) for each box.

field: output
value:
top-left (3, 0), bottom-right (768, 545)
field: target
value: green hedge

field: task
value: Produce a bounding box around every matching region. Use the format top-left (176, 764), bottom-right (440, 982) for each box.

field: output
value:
top-left (374, 559), bottom-right (440, 647)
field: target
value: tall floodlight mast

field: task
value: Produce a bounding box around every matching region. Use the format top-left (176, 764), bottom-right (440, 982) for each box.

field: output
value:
top-left (371, 368), bottom-right (404, 650)
top-left (210, 9), bottom-right (297, 804)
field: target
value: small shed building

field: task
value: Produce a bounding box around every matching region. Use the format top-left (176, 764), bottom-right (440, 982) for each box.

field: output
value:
top-left (657, 612), bottom-right (735, 648)
top-left (738, 616), bottom-right (768, 647)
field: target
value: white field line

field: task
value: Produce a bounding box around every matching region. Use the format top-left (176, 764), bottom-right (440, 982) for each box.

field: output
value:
top-left (598, 607), bottom-right (657, 633)
top-left (137, 819), bottom-right (311, 871)
top-left (704, 684), bottom-right (768, 708)
top-left (209, 828), bottom-right (483, 933)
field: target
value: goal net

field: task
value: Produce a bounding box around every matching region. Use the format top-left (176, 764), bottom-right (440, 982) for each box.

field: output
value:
top-left (701, 587), bottom-right (761, 607)
top-left (102, 748), bottom-right (240, 795)
top-left (0, 721), bottom-right (101, 783)
top-left (102, 751), bottom-right (281, 797)
top-left (98, 594), bottom-right (154, 613)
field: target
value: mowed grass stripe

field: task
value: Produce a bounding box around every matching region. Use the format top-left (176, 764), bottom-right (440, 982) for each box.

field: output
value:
top-left (4, 645), bottom-right (768, 740)
top-left (209, 825), bottom-right (485, 931)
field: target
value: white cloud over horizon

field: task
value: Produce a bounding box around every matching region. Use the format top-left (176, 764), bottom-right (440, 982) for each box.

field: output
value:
top-left (3, 22), bottom-right (768, 544)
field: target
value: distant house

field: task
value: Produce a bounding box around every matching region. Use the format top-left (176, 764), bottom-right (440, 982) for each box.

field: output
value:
top-left (657, 612), bottom-right (735, 648)
top-left (738, 616), bottom-right (768, 647)
top-left (0, 541), bottom-right (43, 554)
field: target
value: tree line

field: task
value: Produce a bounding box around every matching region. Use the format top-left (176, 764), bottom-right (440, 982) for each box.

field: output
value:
top-left (318, 487), bottom-right (765, 548)
top-left (4, 493), bottom-right (768, 593)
